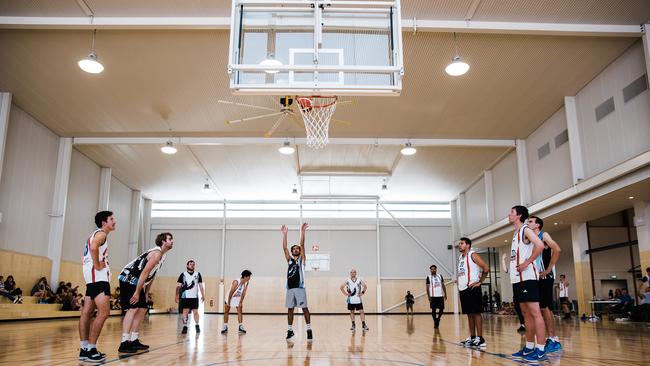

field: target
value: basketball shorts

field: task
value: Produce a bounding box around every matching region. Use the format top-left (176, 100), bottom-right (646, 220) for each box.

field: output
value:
top-left (119, 281), bottom-right (148, 310)
top-left (430, 296), bottom-right (445, 310)
top-left (513, 280), bottom-right (539, 303)
top-left (538, 277), bottom-right (554, 309)
top-left (348, 302), bottom-right (363, 311)
top-left (227, 295), bottom-right (242, 307)
top-left (85, 281), bottom-right (111, 300)
top-left (180, 297), bottom-right (199, 310)
top-left (459, 287), bottom-right (482, 314)
top-left (286, 288), bottom-right (308, 308)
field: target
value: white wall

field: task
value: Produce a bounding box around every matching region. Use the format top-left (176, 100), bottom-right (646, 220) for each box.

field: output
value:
top-left (576, 40), bottom-right (650, 178)
top-left (107, 177), bottom-right (132, 272)
top-left (149, 217), bottom-right (453, 280)
top-left (0, 105), bottom-right (58, 256)
top-left (61, 149), bottom-right (101, 262)
top-left (464, 177), bottom-right (487, 234)
top-left (491, 151), bottom-right (520, 220)
top-left (525, 108), bottom-right (573, 203)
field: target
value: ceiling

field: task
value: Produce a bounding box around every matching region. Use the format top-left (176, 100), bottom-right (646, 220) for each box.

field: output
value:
top-left (0, 0), bottom-right (647, 202)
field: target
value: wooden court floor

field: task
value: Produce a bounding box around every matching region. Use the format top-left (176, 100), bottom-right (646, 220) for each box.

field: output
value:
top-left (0, 313), bottom-right (648, 365)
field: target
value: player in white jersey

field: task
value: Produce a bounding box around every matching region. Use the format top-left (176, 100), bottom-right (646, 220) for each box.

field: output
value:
top-left (558, 274), bottom-right (570, 319)
top-left (528, 215), bottom-right (563, 353)
top-left (426, 264), bottom-right (447, 329)
top-left (78, 211), bottom-right (115, 363)
top-left (117, 232), bottom-right (173, 354)
top-left (176, 259), bottom-right (205, 334)
top-left (456, 237), bottom-right (489, 349)
top-left (222, 269), bottom-right (252, 334)
top-left (340, 269), bottom-right (368, 332)
top-left (508, 206), bottom-right (547, 362)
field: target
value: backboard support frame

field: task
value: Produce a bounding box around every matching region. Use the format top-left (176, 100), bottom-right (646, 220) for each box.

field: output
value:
top-left (228, 0), bottom-right (404, 96)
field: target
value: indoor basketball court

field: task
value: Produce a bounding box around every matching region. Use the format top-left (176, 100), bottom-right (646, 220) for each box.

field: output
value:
top-left (0, 1), bottom-right (649, 365)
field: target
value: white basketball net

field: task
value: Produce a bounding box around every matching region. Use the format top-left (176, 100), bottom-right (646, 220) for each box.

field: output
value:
top-left (297, 96), bottom-right (338, 149)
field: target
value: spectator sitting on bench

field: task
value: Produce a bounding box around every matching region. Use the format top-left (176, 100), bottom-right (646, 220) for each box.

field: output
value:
top-left (4, 275), bottom-right (22, 298)
top-left (0, 275), bottom-right (23, 303)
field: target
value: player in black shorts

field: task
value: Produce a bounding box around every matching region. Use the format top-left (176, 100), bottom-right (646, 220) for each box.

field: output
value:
top-left (118, 232), bottom-right (174, 353)
top-left (426, 265), bottom-right (447, 329)
top-left (528, 216), bottom-right (563, 353)
top-left (176, 260), bottom-right (205, 334)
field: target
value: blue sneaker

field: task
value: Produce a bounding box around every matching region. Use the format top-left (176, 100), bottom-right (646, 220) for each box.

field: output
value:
top-left (523, 348), bottom-right (548, 362)
top-left (546, 340), bottom-right (562, 353)
top-left (511, 347), bottom-right (534, 359)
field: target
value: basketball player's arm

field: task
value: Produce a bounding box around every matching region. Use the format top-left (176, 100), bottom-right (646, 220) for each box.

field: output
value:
top-left (540, 232), bottom-right (561, 278)
top-left (441, 275), bottom-right (447, 300)
top-left (517, 228), bottom-right (544, 272)
top-left (360, 280), bottom-right (367, 297)
top-left (130, 251), bottom-right (161, 304)
top-left (240, 283), bottom-right (248, 305)
top-left (340, 282), bottom-right (349, 296)
top-left (470, 253), bottom-right (489, 288)
top-left (299, 222), bottom-right (308, 265)
top-left (89, 231), bottom-right (107, 270)
top-left (198, 276), bottom-right (205, 302)
top-left (281, 225), bottom-right (290, 261)
top-left (226, 280), bottom-right (237, 304)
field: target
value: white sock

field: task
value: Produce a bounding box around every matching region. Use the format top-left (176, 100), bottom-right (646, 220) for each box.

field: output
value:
top-left (222, 324), bottom-right (228, 330)
top-left (122, 333), bottom-right (130, 342)
top-left (130, 332), bottom-right (139, 341)
top-left (238, 323), bottom-right (243, 328)
top-left (288, 325), bottom-right (293, 331)
top-left (526, 341), bottom-right (534, 349)
top-left (306, 323), bottom-right (312, 330)
top-left (536, 344), bottom-right (545, 351)
top-left (80, 340), bottom-right (88, 349)
top-left (553, 336), bottom-right (560, 342)
top-left (87, 343), bottom-right (96, 350)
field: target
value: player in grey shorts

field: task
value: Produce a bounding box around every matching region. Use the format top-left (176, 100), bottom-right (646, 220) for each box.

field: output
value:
top-left (281, 223), bottom-right (312, 342)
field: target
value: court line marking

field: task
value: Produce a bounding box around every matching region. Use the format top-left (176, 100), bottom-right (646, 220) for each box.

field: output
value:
top-left (101, 339), bottom-right (188, 364)
top-left (203, 356), bottom-right (426, 366)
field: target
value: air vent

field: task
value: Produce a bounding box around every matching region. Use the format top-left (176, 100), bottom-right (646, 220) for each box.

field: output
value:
top-left (623, 74), bottom-right (648, 103)
top-left (538, 142), bottom-right (550, 160)
top-left (554, 129), bottom-right (569, 148)
top-left (595, 97), bottom-right (615, 122)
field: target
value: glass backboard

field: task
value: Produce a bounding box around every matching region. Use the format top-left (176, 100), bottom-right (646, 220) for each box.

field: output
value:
top-left (228, 0), bottom-right (404, 96)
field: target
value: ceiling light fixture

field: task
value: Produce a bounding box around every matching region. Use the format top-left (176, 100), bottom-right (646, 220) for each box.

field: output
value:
top-left (278, 141), bottom-right (296, 155)
top-left (291, 184), bottom-right (298, 195)
top-left (161, 140), bottom-right (177, 155)
top-left (260, 53), bottom-right (282, 74)
top-left (400, 142), bottom-right (417, 156)
top-left (202, 178), bottom-right (212, 193)
top-left (628, 196), bottom-right (634, 200)
top-left (554, 222), bottom-right (558, 226)
top-left (445, 32), bottom-right (469, 76)
top-left (78, 29), bottom-right (104, 74)
top-left (380, 179), bottom-right (389, 194)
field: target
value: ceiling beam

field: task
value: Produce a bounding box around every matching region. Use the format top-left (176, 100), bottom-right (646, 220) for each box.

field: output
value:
top-left (0, 16), bottom-right (641, 36)
top-left (71, 136), bottom-right (516, 147)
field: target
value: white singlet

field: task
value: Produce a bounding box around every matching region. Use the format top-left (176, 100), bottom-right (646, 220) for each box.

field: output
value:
top-left (427, 274), bottom-right (444, 297)
top-left (228, 279), bottom-right (247, 307)
top-left (346, 277), bottom-right (363, 304)
top-left (82, 229), bottom-right (110, 284)
top-left (458, 250), bottom-right (481, 291)
top-left (559, 282), bottom-right (569, 297)
top-left (509, 224), bottom-right (538, 284)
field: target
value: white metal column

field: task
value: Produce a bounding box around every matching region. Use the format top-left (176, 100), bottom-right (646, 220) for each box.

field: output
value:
top-left (450, 200), bottom-right (459, 314)
top-left (376, 199), bottom-right (382, 313)
top-left (457, 193), bottom-right (467, 236)
top-left (128, 190), bottom-right (142, 259)
top-left (141, 198), bottom-right (152, 253)
top-left (515, 139), bottom-right (531, 206)
top-left (484, 169), bottom-right (495, 224)
top-left (218, 201), bottom-right (227, 313)
top-left (564, 96), bottom-right (585, 184)
top-left (641, 23), bottom-right (650, 86)
top-left (0, 92), bottom-right (12, 187)
top-left (47, 137), bottom-right (72, 288)
top-left (97, 167), bottom-right (112, 211)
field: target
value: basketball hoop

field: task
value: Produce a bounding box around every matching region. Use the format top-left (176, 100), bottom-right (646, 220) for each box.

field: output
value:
top-left (296, 96), bottom-right (337, 149)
